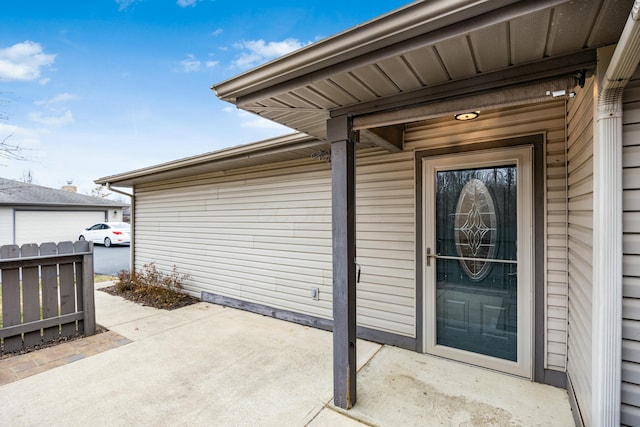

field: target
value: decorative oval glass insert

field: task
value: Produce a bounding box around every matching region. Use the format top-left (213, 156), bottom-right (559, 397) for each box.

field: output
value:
top-left (454, 178), bottom-right (497, 280)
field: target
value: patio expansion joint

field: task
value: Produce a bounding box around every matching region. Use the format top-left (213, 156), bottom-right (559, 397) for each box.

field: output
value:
top-left (104, 312), bottom-right (166, 329)
top-left (312, 404), bottom-right (378, 427)
top-left (303, 344), bottom-right (386, 427)
top-left (358, 344), bottom-right (384, 374)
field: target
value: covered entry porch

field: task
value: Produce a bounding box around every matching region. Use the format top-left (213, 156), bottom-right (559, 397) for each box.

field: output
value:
top-left (212, 0), bottom-right (640, 425)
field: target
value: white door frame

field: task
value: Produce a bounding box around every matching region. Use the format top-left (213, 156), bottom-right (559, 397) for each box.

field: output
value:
top-left (422, 146), bottom-right (534, 378)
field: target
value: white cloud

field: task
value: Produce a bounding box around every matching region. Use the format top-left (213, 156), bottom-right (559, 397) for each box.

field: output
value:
top-left (35, 93), bottom-right (78, 106)
top-left (232, 38), bottom-right (308, 69)
top-left (28, 110), bottom-right (74, 128)
top-left (177, 0), bottom-right (200, 7)
top-left (180, 54), bottom-right (201, 72)
top-left (211, 28), bottom-right (223, 36)
top-left (115, 0), bottom-right (137, 11)
top-left (177, 54), bottom-right (217, 72)
top-left (0, 41), bottom-right (55, 81)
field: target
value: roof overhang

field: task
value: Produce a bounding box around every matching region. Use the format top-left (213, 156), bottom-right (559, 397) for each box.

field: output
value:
top-left (95, 133), bottom-right (325, 188)
top-left (213, 0), bottom-right (633, 147)
top-left (0, 203), bottom-right (128, 209)
top-left (99, 0), bottom-right (634, 188)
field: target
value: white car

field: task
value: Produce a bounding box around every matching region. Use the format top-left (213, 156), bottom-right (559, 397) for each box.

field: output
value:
top-left (79, 222), bottom-right (131, 247)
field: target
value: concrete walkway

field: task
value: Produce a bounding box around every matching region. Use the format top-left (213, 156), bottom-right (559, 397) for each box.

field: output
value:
top-left (0, 284), bottom-right (575, 426)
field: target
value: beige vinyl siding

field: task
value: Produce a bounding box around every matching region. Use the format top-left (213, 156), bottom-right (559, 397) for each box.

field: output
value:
top-left (404, 101), bottom-right (568, 371)
top-left (135, 163), bottom-right (333, 321)
top-left (135, 157), bottom-right (417, 337)
top-left (356, 150), bottom-right (416, 334)
top-left (546, 125), bottom-right (570, 371)
top-left (565, 76), bottom-right (594, 427)
top-left (0, 208), bottom-right (13, 245)
top-left (622, 70), bottom-right (640, 425)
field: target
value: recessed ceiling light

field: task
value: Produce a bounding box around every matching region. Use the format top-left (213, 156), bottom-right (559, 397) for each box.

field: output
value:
top-left (454, 111), bottom-right (480, 121)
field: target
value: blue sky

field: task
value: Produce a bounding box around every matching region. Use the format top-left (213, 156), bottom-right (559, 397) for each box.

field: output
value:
top-left (0, 0), bottom-right (410, 196)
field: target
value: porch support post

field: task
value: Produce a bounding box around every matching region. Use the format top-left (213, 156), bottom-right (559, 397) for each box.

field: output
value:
top-left (592, 46), bottom-right (623, 426)
top-left (328, 115), bottom-right (357, 409)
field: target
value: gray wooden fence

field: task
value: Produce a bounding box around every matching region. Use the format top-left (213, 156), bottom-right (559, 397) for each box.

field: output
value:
top-left (0, 241), bottom-right (96, 354)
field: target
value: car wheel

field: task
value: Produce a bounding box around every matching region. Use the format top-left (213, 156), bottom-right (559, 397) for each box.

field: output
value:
top-left (104, 237), bottom-right (112, 247)
top-left (79, 235), bottom-right (85, 241)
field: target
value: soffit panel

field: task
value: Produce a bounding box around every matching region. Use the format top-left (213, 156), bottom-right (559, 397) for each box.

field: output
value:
top-left (509, 9), bottom-right (552, 64)
top-left (330, 73), bottom-right (377, 102)
top-left (253, 111), bottom-right (328, 139)
top-left (258, 110), bottom-right (316, 128)
top-left (588, 0), bottom-right (636, 46)
top-left (294, 86), bottom-right (341, 109)
top-left (312, 79), bottom-right (360, 105)
top-left (434, 37), bottom-right (478, 79)
top-left (350, 64), bottom-right (401, 98)
top-left (377, 56), bottom-right (423, 92)
top-left (469, 23), bottom-right (511, 72)
top-left (271, 92), bottom-right (321, 109)
top-left (227, 0), bottom-right (632, 146)
top-left (545, 0), bottom-right (603, 56)
top-left (256, 98), bottom-right (291, 108)
top-left (402, 47), bottom-right (450, 85)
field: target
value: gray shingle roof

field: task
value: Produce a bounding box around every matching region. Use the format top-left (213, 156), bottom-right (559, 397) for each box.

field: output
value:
top-left (0, 177), bottom-right (128, 207)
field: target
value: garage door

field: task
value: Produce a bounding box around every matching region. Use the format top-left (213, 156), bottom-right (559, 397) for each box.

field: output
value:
top-left (15, 210), bottom-right (107, 246)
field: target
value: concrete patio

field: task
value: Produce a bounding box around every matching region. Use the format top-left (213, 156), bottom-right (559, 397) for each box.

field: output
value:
top-left (0, 283), bottom-right (575, 426)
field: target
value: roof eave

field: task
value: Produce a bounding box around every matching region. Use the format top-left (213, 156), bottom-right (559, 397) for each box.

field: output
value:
top-left (212, 0), bottom-right (524, 103)
top-left (95, 132), bottom-right (320, 187)
top-left (0, 202), bottom-right (128, 208)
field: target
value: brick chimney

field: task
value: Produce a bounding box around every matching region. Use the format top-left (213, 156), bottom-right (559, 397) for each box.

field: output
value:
top-left (61, 180), bottom-right (77, 193)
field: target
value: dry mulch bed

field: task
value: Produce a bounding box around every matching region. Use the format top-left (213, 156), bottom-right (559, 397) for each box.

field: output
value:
top-left (99, 284), bottom-right (199, 310)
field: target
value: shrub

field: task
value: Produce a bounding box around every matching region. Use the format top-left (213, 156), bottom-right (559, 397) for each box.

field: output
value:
top-left (113, 263), bottom-right (194, 309)
top-left (115, 269), bottom-right (138, 293)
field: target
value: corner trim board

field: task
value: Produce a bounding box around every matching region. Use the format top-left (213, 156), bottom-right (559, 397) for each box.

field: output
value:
top-left (567, 374), bottom-right (586, 427)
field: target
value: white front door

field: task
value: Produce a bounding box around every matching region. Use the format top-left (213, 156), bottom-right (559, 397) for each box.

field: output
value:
top-left (423, 147), bottom-right (533, 378)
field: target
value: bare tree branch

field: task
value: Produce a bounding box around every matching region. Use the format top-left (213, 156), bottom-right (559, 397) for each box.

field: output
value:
top-left (0, 133), bottom-right (25, 160)
top-left (90, 185), bottom-right (112, 199)
top-left (0, 95), bottom-right (27, 162)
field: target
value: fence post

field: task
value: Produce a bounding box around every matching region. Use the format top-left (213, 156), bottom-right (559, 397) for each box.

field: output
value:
top-left (1, 245), bottom-right (22, 352)
top-left (40, 242), bottom-right (59, 342)
top-left (79, 241), bottom-right (96, 335)
top-left (58, 241), bottom-right (76, 337)
top-left (21, 243), bottom-right (41, 347)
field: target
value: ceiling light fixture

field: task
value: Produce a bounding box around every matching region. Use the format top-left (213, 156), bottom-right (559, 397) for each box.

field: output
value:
top-left (454, 111), bottom-right (480, 121)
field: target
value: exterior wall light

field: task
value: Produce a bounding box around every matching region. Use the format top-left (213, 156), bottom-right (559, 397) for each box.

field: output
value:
top-left (454, 111), bottom-right (480, 121)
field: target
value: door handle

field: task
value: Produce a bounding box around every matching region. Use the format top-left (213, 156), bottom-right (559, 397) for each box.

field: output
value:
top-left (426, 248), bottom-right (440, 267)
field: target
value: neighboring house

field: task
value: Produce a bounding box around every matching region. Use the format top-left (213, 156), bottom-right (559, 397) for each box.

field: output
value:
top-left (96, 1), bottom-right (640, 425)
top-left (0, 177), bottom-right (128, 246)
